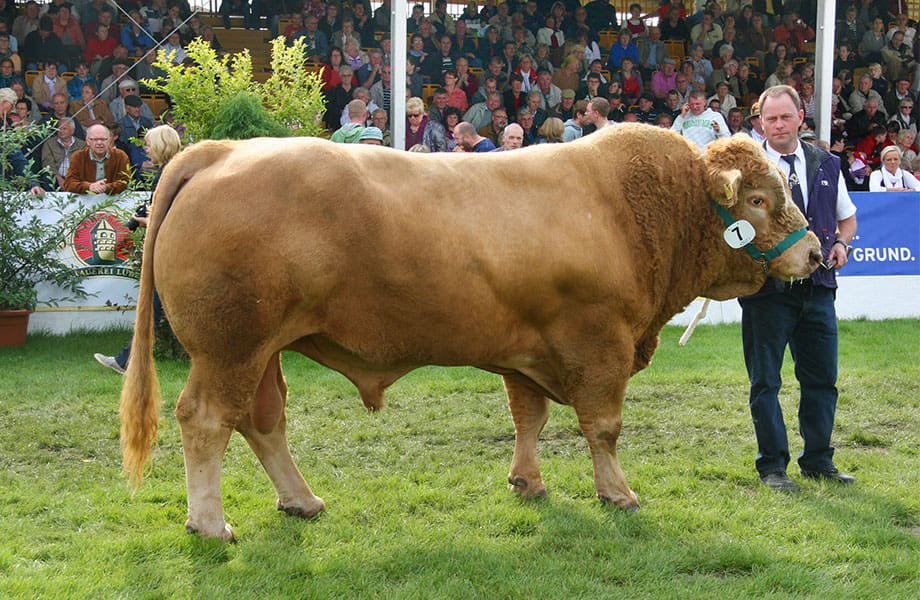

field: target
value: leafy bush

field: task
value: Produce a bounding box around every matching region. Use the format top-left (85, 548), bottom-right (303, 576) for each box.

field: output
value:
top-left (142, 37), bottom-right (326, 140)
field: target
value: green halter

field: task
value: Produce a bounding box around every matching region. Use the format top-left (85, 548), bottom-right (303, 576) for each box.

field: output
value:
top-left (711, 201), bottom-right (809, 272)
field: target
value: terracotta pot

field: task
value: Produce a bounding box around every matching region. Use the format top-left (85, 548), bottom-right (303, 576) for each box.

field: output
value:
top-left (0, 310), bottom-right (31, 347)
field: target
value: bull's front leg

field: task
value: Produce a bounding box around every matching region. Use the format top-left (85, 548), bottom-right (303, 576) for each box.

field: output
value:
top-left (503, 374), bottom-right (549, 498)
top-left (571, 379), bottom-right (639, 510)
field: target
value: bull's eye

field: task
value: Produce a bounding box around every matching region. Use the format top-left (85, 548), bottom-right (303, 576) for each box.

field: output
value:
top-left (750, 197), bottom-right (765, 207)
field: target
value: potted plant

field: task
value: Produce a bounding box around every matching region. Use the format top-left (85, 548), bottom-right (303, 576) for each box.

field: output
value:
top-left (0, 124), bottom-right (93, 346)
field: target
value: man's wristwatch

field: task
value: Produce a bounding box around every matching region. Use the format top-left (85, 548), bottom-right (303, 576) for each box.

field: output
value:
top-left (833, 239), bottom-right (853, 255)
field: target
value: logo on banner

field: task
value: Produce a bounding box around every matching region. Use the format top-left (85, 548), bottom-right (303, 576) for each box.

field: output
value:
top-left (70, 212), bottom-right (138, 278)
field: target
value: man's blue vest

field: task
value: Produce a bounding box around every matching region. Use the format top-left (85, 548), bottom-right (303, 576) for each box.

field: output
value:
top-left (753, 142), bottom-right (842, 296)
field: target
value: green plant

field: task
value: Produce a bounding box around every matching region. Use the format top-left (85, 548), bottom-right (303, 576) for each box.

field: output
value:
top-left (142, 37), bottom-right (326, 141)
top-left (0, 125), bottom-right (108, 311)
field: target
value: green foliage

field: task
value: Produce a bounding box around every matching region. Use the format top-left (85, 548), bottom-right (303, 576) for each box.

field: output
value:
top-left (142, 37), bottom-right (326, 140)
top-left (210, 91), bottom-right (291, 139)
top-left (0, 124), bottom-right (121, 311)
top-left (0, 322), bottom-right (918, 597)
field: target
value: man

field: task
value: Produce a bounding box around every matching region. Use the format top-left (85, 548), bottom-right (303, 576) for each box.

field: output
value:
top-left (670, 90), bottom-right (729, 150)
top-left (584, 0), bottom-right (617, 33)
top-left (98, 58), bottom-right (130, 104)
top-left (633, 93), bottom-right (657, 125)
top-left (638, 26), bottom-right (666, 79)
top-left (428, 0), bottom-right (455, 36)
top-left (62, 123), bottom-right (130, 194)
top-left (493, 121), bottom-right (523, 151)
top-left (428, 87), bottom-right (449, 125)
top-left (881, 29), bottom-right (914, 82)
top-left (297, 15), bottom-right (328, 63)
top-left (39, 91), bottom-right (84, 137)
top-left (368, 63), bottom-right (392, 114)
top-left (422, 33), bottom-right (456, 83)
top-left (651, 57), bottom-right (678, 104)
top-left (552, 88), bottom-right (577, 121)
top-left (883, 77), bottom-right (915, 117)
top-left (846, 98), bottom-right (887, 142)
top-left (562, 99), bottom-right (589, 142)
top-left (478, 106), bottom-right (506, 145)
top-left (358, 126), bottom-right (384, 145)
top-left (356, 48), bottom-right (384, 88)
top-left (689, 10), bottom-right (722, 56)
top-left (117, 94), bottom-right (153, 175)
top-left (726, 107), bottom-right (744, 134)
top-left (370, 108), bottom-right (391, 146)
top-left (771, 12), bottom-right (814, 57)
top-left (330, 98), bottom-right (367, 143)
top-left (606, 29), bottom-right (638, 71)
top-left (41, 116), bottom-right (85, 189)
top-left (848, 74), bottom-right (887, 117)
top-left (453, 120), bottom-right (495, 152)
top-left (109, 78), bottom-right (154, 122)
top-left (535, 69), bottom-right (561, 112)
top-left (740, 85), bottom-right (857, 492)
top-left (584, 96), bottom-right (611, 133)
top-left (463, 90), bottom-right (501, 131)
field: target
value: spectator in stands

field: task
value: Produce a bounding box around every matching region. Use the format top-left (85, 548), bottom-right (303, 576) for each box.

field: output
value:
top-left (553, 53), bottom-right (581, 92)
top-left (356, 47), bottom-right (383, 88)
top-left (429, 0), bottom-right (455, 36)
top-left (13, 1), bottom-right (40, 48)
top-left (673, 72), bottom-right (691, 103)
top-left (726, 106), bottom-right (743, 134)
top-left (298, 15), bottom-right (329, 63)
top-left (324, 64), bottom-right (354, 129)
top-left (84, 23), bottom-right (117, 72)
top-left (536, 116), bottom-right (564, 143)
top-left (836, 5), bottom-right (862, 51)
top-left (478, 105), bottom-right (506, 146)
top-left (71, 81), bottom-right (114, 129)
top-left (370, 108), bottom-right (390, 146)
top-left (62, 124), bottom-right (130, 194)
top-left (889, 96), bottom-right (917, 135)
top-left (503, 72), bottom-right (526, 121)
top-left (860, 17), bottom-right (887, 65)
top-left (888, 12), bottom-right (916, 47)
top-left (51, 3), bottom-right (84, 68)
top-left (66, 61), bottom-right (95, 100)
top-left (882, 29), bottom-right (914, 81)
top-left (663, 89), bottom-right (682, 120)
top-left (687, 43), bottom-right (713, 87)
top-left (462, 89), bottom-right (500, 130)
top-left (638, 25), bottom-right (665, 80)
top-left (670, 89), bottom-right (728, 149)
top-left (117, 94), bottom-right (154, 176)
top-left (320, 46), bottom-right (345, 92)
top-left (405, 95), bottom-right (447, 152)
top-left (283, 12), bottom-right (303, 43)
top-left (22, 15), bottom-right (64, 71)
top-left (895, 127), bottom-right (917, 168)
top-left (833, 43), bottom-right (858, 80)
top-left (651, 58), bottom-right (677, 106)
top-left (423, 33), bottom-right (456, 83)
top-left (854, 123), bottom-right (887, 169)
top-left (330, 97), bottom-right (366, 143)
top-left (406, 3), bottom-right (425, 35)
top-left (331, 18), bottom-right (361, 50)
top-left (428, 86), bottom-right (449, 124)
top-left (453, 57), bottom-right (478, 104)
top-left (689, 10), bottom-right (722, 56)
top-left (584, 0), bottom-right (617, 34)
top-left (708, 58), bottom-right (739, 97)
top-left (577, 71), bottom-right (604, 101)
top-left (110, 79), bottom-right (155, 123)
top-left (318, 3), bottom-right (339, 38)
top-left (343, 38), bottom-right (368, 72)
top-left (618, 56), bottom-right (642, 104)
top-left (743, 101), bottom-right (765, 143)
top-left (737, 62), bottom-right (763, 103)
top-left (442, 105), bottom-right (463, 150)
top-left (42, 116), bottom-right (85, 189)
top-left (659, 6), bottom-right (689, 42)
top-left (452, 20), bottom-right (478, 67)
top-left (453, 120), bottom-right (495, 152)
top-left (708, 80), bottom-right (736, 117)
top-left (633, 92), bottom-right (657, 124)
top-left (525, 89), bottom-right (548, 130)
top-left (533, 68), bottom-right (561, 110)
top-left (771, 13), bottom-right (814, 57)
top-left (742, 13), bottom-right (769, 68)
top-left (369, 62), bottom-right (392, 114)
top-left (584, 96), bottom-right (611, 133)
top-left (849, 73), bottom-right (887, 116)
top-left (607, 29), bottom-right (638, 71)
top-left (494, 121), bottom-right (524, 151)
top-left (562, 98), bottom-right (587, 141)
top-left (219, 0), bottom-right (250, 30)
top-left (537, 15), bottom-right (565, 54)
top-left (343, 86), bottom-right (377, 126)
top-left (0, 32), bottom-right (19, 74)
top-left (120, 10), bottom-right (156, 58)
top-left (763, 43), bottom-right (789, 77)
top-left (868, 61), bottom-right (889, 97)
top-left (31, 61), bottom-right (64, 110)
top-left (441, 69), bottom-right (468, 113)
top-left (478, 24), bottom-right (503, 67)
top-left (406, 56), bottom-right (422, 98)
top-left (0, 56), bottom-right (20, 88)
top-left (765, 60), bottom-right (793, 90)
top-left (514, 53), bottom-right (537, 93)
top-left (351, 3), bottom-right (375, 45)
top-left (869, 144), bottom-right (920, 190)
top-left (624, 3), bottom-right (648, 38)
top-left (12, 98), bottom-right (33, 127)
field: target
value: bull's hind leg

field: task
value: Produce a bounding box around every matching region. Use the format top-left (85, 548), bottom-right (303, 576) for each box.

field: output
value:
top-left (504, 374), bottom-right (550, 498)
top-left (175, 361), bottom-right (254, 541)
top-left (236, 353), bottom-right (325, 519)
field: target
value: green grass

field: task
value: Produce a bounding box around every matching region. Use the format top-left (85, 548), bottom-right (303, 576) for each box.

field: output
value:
top-left (1, 320), bottom-right (918, 599)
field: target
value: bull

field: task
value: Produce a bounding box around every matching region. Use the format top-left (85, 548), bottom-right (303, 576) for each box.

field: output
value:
top-left (120, 125), bottom-right (821, 541)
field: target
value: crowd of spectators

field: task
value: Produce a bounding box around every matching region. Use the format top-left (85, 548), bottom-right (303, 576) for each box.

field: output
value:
top-left (5, 0), bottom-right (920, 191)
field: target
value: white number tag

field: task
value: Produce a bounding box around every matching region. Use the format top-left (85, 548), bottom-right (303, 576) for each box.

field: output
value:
top-left (723, 220), bottom-right (756, 249)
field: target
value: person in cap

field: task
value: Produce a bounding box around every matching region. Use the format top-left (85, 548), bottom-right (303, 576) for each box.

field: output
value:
top-left (651, 57), bottom-right (678, 105)
top-left (869, 144), bottom-right (920, 191)
top-left (117, 93), bottom-right (154, 176)
top-left (744, 101), bottom-right (766, 143)
top-left (552, 88), bottom-right (577, 121)
top-left (110, 77), bottom-right (154, 122)
top-left (358, 126), bottom-right (384, 145)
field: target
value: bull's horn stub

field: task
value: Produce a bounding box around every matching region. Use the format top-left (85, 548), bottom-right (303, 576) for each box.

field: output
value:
top-left (723, 220), bottom-right (756, 249)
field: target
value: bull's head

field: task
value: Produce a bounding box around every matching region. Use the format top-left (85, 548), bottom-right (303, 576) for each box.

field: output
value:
top-left (703, 135), bottom-right (822, 298)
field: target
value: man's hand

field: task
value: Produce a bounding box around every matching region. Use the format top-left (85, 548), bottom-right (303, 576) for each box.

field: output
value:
top-left (88, 179), bottom-right (108, 194)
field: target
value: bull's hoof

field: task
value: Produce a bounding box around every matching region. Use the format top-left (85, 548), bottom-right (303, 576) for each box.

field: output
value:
top-left (508, 476), bottom-right (548, 499)
top-left (598, 490), bottom-right (640, 511)
top-left (277, 496), bottom-right (325, 519)
top-left (185, 520), bottom-right (236, 543)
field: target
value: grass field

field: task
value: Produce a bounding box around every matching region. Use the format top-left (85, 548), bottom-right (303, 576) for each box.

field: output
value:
top-left (1, 320), bottom-right (918, 599)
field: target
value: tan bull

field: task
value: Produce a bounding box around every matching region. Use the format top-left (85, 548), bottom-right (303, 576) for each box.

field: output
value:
top-left (121, 125), bottom-right (821, 541)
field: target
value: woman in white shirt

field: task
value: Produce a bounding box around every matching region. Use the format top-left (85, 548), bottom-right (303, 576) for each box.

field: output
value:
top-left (869, 145), bottom-right (920, 191)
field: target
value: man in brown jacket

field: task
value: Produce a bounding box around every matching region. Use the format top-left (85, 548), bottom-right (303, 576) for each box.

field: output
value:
top-left (62, 124), bottom-right (130, 194)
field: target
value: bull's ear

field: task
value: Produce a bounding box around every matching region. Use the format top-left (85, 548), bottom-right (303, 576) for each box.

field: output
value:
top-left (709, 168), bottom-right (742, 207)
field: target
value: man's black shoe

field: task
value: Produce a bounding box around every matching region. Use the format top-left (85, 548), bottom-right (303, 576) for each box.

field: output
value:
top-left (801, 468), bottom-right (856, 484)
top-left (760, 472), bottom-right (800, 491)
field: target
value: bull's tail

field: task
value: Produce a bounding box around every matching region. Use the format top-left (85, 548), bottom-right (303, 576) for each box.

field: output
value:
top-left (119, 144), bottom-right (216, 489)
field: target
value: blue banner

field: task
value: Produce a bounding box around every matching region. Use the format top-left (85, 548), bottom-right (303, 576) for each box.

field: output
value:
top-left (843, 192), bottom-right (920, 277)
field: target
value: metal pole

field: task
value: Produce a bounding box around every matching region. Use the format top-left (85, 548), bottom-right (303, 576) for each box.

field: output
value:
top-left (814, 3), bottom-right (836, 143)
top-left (391, 0), bottom-right (407, 150)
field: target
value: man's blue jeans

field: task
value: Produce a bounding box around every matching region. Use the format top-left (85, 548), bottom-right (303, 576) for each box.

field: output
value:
top-left (740, 284), bottom-right (839, 477)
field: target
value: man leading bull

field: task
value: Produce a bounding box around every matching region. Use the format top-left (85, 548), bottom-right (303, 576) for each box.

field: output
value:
top-left (740, 85), bottom-right (858, 492)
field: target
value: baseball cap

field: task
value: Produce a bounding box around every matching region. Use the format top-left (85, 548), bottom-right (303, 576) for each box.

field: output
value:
top-left (359, 126), bottom-right (383, 142)
top-left (124, 94), bottom-right (143, 107)
top-left (561, 89), bottom-right (576, 99)
top-left (119, 78), bottom-right (138, 90)
top-left (663, 57), bottom-right (676, 65)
